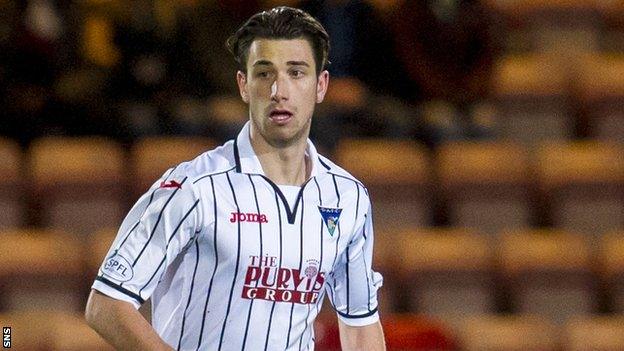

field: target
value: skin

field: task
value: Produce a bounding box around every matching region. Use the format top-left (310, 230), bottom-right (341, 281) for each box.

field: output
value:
top-left (237, 38), bottom-right (329, 186)
top-left (85, 290), bottom-right (174, 350)
top-left (85, 37), bottom-right (385, 351)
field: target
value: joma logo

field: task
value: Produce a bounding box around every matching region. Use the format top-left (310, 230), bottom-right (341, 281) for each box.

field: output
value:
top-left (230, 212), bottom-right (268, 223)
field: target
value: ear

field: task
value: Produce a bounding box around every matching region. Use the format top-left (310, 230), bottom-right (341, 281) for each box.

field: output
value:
top-left (236, 71), bottom-right (249, 103)
top-left (316, 70), bottom-right (329, 103)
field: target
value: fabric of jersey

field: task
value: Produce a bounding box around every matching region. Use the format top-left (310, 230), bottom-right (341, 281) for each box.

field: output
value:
top-left (91, 122), bottom-right (383, 350)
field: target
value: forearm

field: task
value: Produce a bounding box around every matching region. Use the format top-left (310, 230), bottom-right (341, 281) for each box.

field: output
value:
top-left (338, 320), bottom-right (386, 351)
top-left (85, 289), bottom-right (174, 351)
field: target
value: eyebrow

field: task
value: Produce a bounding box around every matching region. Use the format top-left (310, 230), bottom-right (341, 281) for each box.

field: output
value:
top-left (252, 60), bottom-right (310, 67)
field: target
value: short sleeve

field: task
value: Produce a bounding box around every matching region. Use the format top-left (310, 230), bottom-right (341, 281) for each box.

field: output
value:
top-left (326, 200), bottom-right (383, 326)
top-left (91, 169), bottom-right (204, 308)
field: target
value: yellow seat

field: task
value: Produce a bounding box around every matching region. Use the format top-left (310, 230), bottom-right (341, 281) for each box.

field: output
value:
top-left (0, 229), bottom-right (86, 312)
top-left (372, 228), bottom-right (405, 313)
top-left (459, 314), bottom-right (558, 351)
top-left (577, 54), bottom-right (624, 143)
top-left (30, 137), bottom-right (126, 236)
top-left (563, 315), bottom-right (624, 351)
top-left (0, 310), bottom-right (113, 350)
top-left (492, 54), bottom-right (571, 144)
top-left (536, 142), bottom-right (624, 237)
top-left (487, 0), bottom-right (603, 53)
top-left (398, 228), bottom-right (494, 323)
top-left (131, 136), bottom-right (217, 193)
top-left (499, 229), bottom-right (594, 324)
top-left (88, 228), bottom-right (118, 276)
top-left (0, 138), bottom-right (23, 229)
top-left (599, 232), bottom-right (624, 313)
top-left (335, 138), bottom-right (431, 229)
top-left (437, 141), bottom-right (532, 235)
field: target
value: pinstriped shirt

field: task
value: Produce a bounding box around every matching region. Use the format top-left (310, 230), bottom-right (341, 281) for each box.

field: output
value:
top-left (92, 122), bottom-right (382, 350)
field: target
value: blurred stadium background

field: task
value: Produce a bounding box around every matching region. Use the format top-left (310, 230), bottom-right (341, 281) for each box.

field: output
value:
top-left (2, 0), bottom-right (624, 349)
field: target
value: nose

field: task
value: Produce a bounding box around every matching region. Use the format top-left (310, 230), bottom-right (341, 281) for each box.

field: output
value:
top-left (270, 75), bottom-right (289, 102)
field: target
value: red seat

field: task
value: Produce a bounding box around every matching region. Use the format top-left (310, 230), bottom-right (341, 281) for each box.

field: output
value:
top-left (313, 311), bottom-right (455, 351)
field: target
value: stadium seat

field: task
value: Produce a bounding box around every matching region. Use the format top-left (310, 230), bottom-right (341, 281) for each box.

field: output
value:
top-left (599, 232), bottom-right (624, 313)
top-left (0, 229), bottom-right (86, 312)
top-left (88, 228), bottom-right (117, 277)
top-left (382, 314), bottom-right (455, 351)
top-left (29, 137), bottom-right (126, 236)
top-left (499, 229), bottom-right (595, 324)
top-left (398, 228), bottom-right (495, 323)
top-left (577, 54), bottom-right (624, 143)
top-left (0, 310), bottom-right (112, 350)
top-left (487, 0), bottom-right (603, 52)
top-left (0, 138), bottom-right (23, 230)
top-left (492, 54), bottom-right (572, 144)
top-left (458, 314), bottom-right (558, 351)
top-left (437, 141), bottom-right (533, 235)
top-left (372, 228), bottom-right (403, 313)
top-left (131, 136), bottom-right (217, 195)
top-left (313, 308), bottom-right (341, 351)
top-left (335, 139), bottom-right (432, 229)
top-left (536, 142), bottom-right (624, 238)
top-left (563, 315), bottom-right (624, 351)
top-left (314, 312), bottom-right (456, 351)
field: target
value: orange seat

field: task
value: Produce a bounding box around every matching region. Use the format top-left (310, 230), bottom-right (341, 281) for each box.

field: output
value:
top-left (536, 142), bottom-right (624, 237)
top-left (131, 136), bottom-right (217, 194)
top-left (598, 232), bottom-right (624, 313)
top-left (487, 0), bottom-right (603, 53)
top-left (0, 138), bottom-right (23, 229)
top-left (492, 54), bottom-right (571, 144)
top-left (0, 310), bottom-right (113, 350)
top-left (398, 228), bottom-right (494, 322)
top-left (373, 228), bottom-right (403, 313)
top-left (499, 229), bottom-right (595, 324)
top-left (30, 137), bottom-right (126, 236)
top-left (88, 228), bottom-right (118, 277)
top-left (577, 54), bottom-right (624, 143)
top-left (458, 314), bottom-right (558, 351)
top-left (335, 139), bottom-right (432, 229)
top-left (437, 141), bottom-right (532, 235)
top-left (563, 315), bottom-right (624, 351)
top-left (0, 229), bottom-right (87, 312)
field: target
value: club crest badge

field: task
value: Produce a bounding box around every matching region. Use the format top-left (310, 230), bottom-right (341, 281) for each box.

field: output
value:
top-left (318, 206), bottom-right (342, 236)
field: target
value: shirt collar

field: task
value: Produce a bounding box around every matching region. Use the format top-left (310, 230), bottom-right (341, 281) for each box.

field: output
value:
top-left (233, 121), bottom-right (328, 177)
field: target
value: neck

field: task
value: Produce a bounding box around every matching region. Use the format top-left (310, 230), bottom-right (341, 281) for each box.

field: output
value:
top-left (249, 126), bottom-right (310, 186)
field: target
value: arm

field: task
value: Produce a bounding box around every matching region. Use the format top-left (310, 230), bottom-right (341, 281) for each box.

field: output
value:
top-left (85, 168), bottom-right (203, 350)
top-left (338, 319), bottom-right (386, 351)
top-left (85, 289), bottom-right (174, 351)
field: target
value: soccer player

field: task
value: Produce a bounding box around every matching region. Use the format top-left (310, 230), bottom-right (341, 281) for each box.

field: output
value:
top-left (85, 6), bottom-right (385, 350)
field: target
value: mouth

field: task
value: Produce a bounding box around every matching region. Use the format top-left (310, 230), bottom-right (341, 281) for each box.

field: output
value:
top-left (269, 109), bottom-right (293, 125)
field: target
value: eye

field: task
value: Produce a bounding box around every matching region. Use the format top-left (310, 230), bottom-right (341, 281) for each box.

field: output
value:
top-left (290, 69), bottom-right (305, 78)
top-left (256, 71), bottom-right (270, 78)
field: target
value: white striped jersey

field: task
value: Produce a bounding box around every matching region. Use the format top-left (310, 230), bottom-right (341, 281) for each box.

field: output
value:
top-left (92, 122), bottom-right (383, 350)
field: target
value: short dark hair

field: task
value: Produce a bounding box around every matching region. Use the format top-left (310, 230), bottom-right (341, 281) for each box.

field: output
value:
top-left (226, 6), bottom-right (330, 75)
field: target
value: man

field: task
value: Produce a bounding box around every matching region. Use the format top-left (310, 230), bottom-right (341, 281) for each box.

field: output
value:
top-left (85, 6), bottom-right (385, 350)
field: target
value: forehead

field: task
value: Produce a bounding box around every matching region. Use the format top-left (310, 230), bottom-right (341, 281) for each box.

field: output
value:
top-left (246, 38), bottom-right (315, 68)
